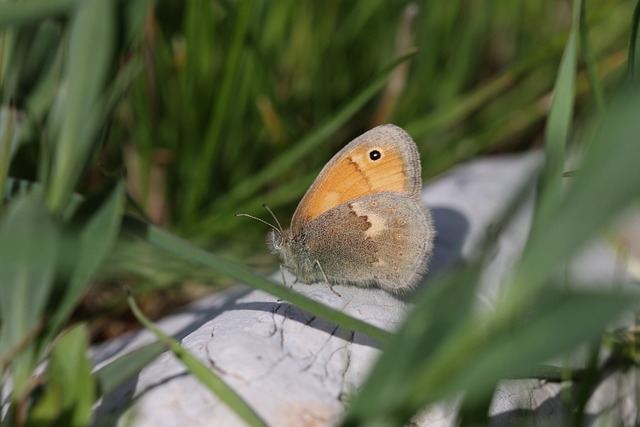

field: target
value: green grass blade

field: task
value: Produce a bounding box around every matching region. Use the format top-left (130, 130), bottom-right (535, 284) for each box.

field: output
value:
top-left (343, 267), bottom-right (481, 425)
top-left (46, 0), bottom-right (114, 212)
top-left (0, 0), bottom-right (78, 27)
top-left (512, 86), bottom-right (640, 301)
top-left (344, 283), bottom-right (634, 425)
top-left (21, 28), bottom-right (64, 123)
top-left (3, 177), bottom-right (83, 217)
top-left (628, 0), bottom-right (640, 80)
top-left (533, 0), bottom-right (581, 231)
top-left (126, 292), bottom-right (269, 427)
top-left (580, 0), bottom-right (606, 113)
top-left (122, 216), bottom-right (392, 344)
top-left (47, 182), bottom-right (125, 338)
top-left (0, 107), bottom-right (20, 215)
top-left (183, 0), bottom-right (253, 224)
top-left (27, 324), bottom-right (94, 426)
top-left (406, 290), bottom-right (633, 410)
top-left (405, 71), bottom-right (515, 139)
top-left (94, 342), bottom-right (166, 396)
top-left (0, 191), bottom-right (59, 395)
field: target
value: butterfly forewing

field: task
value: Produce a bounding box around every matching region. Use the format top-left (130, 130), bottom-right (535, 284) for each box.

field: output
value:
top-left (291, 124), bottom-right (422, 234)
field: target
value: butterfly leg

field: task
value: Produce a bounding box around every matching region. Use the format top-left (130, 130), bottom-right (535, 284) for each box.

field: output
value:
top-left (279, 264), bottom-right (293, 289)
top-left (276, 265), bottom-right (289, 303)
top-left (314, 259), bottom-right (341, 297)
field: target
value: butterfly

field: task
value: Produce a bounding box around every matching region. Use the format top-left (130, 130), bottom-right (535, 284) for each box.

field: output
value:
top-left (240, 124), bottom-right (435, 295)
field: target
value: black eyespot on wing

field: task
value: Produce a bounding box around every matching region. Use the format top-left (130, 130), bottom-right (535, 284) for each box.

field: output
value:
top-left (369, 149), bottom-right (382, 161)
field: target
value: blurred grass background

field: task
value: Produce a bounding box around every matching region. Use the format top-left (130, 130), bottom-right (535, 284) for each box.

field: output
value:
top-left (2, 0), bottom-right (634, 335)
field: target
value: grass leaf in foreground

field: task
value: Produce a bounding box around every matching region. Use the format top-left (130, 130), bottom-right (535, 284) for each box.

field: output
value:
top-left (46, 0), bottom-right (114, 212)
top-left (122, 216), bottom-right (391, 344)
top-left (94, 342), bottom-right (166, 397)
top-left (0, 192), bottom-right (58, 397)
top-left (344, 287), bottom-right (633, 426)
top-left (533, 0), bottom-right (581, 231)
top-left (407, 289), bottom-right (634, 409)
top-left (126, 291), bottom-right (269, 427)
top-left (342, 267), bottom-right (481, 425)
top-left (45, 182), bottom-right (124, 342)
top-left (628, 0), bottom-right (640, 80)
top-left (0, 0), bottom-right (77, 27)
top-left (27, 324), bottom-right (94, 426)
top-left (511, 85), bottom-right (640, 301)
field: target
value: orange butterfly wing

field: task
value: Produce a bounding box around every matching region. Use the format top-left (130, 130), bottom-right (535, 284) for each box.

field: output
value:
top-left (291, 124), bottom-right (422, 233)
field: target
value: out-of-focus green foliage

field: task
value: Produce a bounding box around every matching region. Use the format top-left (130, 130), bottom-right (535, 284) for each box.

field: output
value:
top-left (113, 1), bottom-right (632, 248)
top-left (0, 0), bottom-right (142, 425)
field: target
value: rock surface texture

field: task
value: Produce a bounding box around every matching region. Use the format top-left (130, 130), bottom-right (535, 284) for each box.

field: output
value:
top-left (91, 151), bottom-right (639, 426)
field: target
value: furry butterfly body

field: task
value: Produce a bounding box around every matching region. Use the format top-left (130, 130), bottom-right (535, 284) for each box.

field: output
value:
top-left (267, 124), bottom-right (435, 294)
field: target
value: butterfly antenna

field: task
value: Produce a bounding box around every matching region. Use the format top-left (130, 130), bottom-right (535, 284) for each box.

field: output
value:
top-left (262, 204), bottom-right (284, 234)
top-left (235, 212), bottom-right (282, 235)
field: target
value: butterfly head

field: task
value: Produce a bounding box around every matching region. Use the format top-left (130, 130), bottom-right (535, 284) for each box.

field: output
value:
top-left (266, 228), bottom-right (295, 268)
top-left (266, 227), bottom-right (287, 253)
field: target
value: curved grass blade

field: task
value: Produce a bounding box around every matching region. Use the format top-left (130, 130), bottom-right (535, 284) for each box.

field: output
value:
top-left (404, 290), bottom-right (633, 411)
top-left (46, 0), bottom-right (114, 212)
top-left (628, 0), bottom-right (640, 81)
top-left (532, 0), bottom-right (582, 232)
top-left (46, 182), bottom-right (125, 341)
top-left (512, 86), bottom-right (640, 301)
top-left (0, 0), bottom-right (78, 27)
top-left (0, 191), bottom-right (59, 396)
top-left (94, 341), bottom-right (166, 397)
top-left (580, 0), bottom-right (606, 113)
top-left (0, 106), bottom-right (19, 215)
top-left (342, 266), bottom-right (481, 426)
top-left (126, 291), bottom-right (269, 427)
top-left (3, 177), bottom-right (83, 217)
top-left (345, 289), bottom-right (631, 427)
top-left (28, 324), bottom-right (94, 426)
top-left (122, 216), bottom-right (392, 345)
